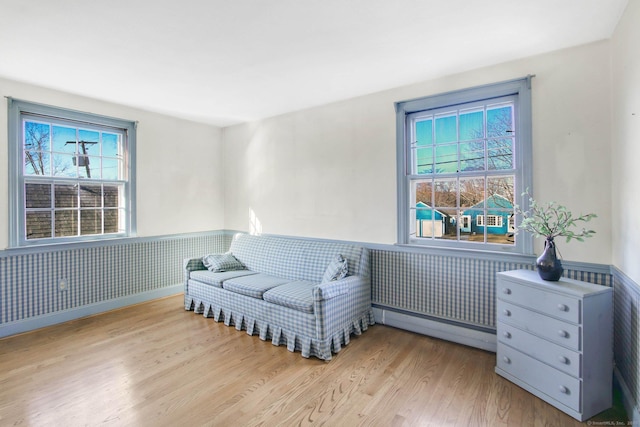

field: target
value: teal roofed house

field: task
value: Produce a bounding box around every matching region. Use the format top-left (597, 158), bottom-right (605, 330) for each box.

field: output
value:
top-left (461, 194), bottom-right (515, 235)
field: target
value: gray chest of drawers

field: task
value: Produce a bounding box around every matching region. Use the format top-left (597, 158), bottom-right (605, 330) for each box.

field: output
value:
top-left (495, 269), bottom-right (613, 421)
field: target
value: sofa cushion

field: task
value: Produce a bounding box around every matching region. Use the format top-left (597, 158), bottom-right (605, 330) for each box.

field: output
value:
top-left (190, 269), bottom-right (257, 288)
top-left (322, 254), bottom-right (348, 282)
top-left (263, 280), bottom-right (316, 314)
top-left (223, 273), bottom-right (292, 299)
top-left (203, 252), bottom-right (245, 272)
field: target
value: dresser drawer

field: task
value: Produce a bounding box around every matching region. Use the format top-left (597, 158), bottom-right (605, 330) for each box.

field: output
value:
top-left (497, 300), bottom-right (581, 351)
top-left (497, 323), bottom-right (581, 377)
top-left (497, 345), bottom-right (581, 411)
top-left (497, 279), bottom-right (580, 323)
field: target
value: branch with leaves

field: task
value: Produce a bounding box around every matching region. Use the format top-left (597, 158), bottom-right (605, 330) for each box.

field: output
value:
top-left (514, 191), bottom-right (597, 243)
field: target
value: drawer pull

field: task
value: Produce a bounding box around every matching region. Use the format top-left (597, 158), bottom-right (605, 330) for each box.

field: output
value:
top-left (557, 304), bottom-right (569, 312)
top-left (503, 309), bottom-right (511, 316)
top-left (503, 288), bottom-right (512, 295)
top-left (558, 356), bottom-right (569, 364)
top-left (503, 356), bottom-right (511, 364)
top-left (559, 385), bottom-right (569, 394)
top-left (558, 330), bottom-right (569, 338)
top-left (503, 331), bottom-right (511, 339)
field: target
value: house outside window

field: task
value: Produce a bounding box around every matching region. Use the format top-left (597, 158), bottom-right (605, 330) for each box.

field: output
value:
top-left (8, 99), bottom-right (136, 247)
top-left (395, 77), bottom-right (533, 253)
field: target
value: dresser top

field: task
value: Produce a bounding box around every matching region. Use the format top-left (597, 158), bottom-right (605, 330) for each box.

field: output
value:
top-left (497, 269), bottom-right (612, 297)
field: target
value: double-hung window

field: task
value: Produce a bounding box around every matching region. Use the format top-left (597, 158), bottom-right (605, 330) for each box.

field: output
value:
top-left (396, 77), bottom-right (533, 253)
top-left (8, 99), bottom-right (136, 247)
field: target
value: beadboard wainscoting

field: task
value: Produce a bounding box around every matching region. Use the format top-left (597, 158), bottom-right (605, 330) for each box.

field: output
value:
top-left (0, 231), bottom-right (232, 338)
top-left (370, 248), bottom-right (612, 348)
top-left (612, 268), bottom-right (640, 423)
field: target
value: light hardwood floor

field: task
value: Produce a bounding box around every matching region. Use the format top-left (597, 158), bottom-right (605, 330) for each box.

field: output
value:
top-left (0, 295), bottom-right (625, 426)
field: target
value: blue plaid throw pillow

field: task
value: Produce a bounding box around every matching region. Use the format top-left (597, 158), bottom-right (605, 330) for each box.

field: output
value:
top-left (202, 252), bottom-right (245, 272)
top-left (322, 254), bottom-right (348, 282)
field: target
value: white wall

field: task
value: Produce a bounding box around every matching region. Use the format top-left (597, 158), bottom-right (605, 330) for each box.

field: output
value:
top-left (0, 77), bottom-right (224, 248)
top-left (223, 97), bottom-right (396, 243)
top-left (612, 0), bottom-right (640, 284)
top-left (223, 41), bottom-right (612, 264)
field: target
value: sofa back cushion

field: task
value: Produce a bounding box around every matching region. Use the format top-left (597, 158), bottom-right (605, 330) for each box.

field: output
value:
top-left (229, 234), bottom-right (367, 283)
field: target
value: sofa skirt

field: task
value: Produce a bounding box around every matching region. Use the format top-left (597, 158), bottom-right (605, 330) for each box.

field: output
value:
top-left (185, 282), bottom-right (374, 360)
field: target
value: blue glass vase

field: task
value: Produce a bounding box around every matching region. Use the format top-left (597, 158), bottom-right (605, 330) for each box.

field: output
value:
top-left (536, 237), bottom-right (563, 281)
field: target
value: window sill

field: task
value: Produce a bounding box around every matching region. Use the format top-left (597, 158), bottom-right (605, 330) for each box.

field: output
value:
top-left (393, 242), bottom-right (536, 262)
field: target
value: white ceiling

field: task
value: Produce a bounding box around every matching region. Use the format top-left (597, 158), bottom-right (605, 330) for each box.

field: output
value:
top-left (0, 0), bottom-right (629, 127)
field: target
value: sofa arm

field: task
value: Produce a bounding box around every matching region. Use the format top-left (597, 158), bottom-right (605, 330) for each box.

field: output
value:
top-left (313, 275), bottom-right (372, 341)
top-left (183, 257), bottom-right (206, 292)
top-left (313, 276), bottom-right (360, 301)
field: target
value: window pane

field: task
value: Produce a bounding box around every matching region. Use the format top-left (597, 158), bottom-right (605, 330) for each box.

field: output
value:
top-left (459, 141), bottom-right (485, 172)
top-left (460, 178), bottom-right (485, 209)
top-left (415, 209), bottom-right (435, 238)
top-left (55, 210), bottom-right (78, 237)
top-left (412, 180), bottom-right (432, 205)
top-left (104, 209), bottom-right (120, 233)
top-left (54, 184), bottom-right (78, 208)
top-left (80, 210), bottom-right (102, 235)
top-left (102, 132), bottom-right (122, 158)
top-left (483, 176), bottom-right (515, 245)
top-left (435, 145), bottom-right (458, 173)
top-left (435, 114), bottom-right (456, 144)
top-left (416, 148), bottom-right (433, 174)
top-left (421, 178), bottom-right (454, 240)
top-left (52, 126), bottom-right (77, 153)
top-left (487, 138), bottom-right (513, 170)
top-left (102, 158), bottom-right (119, 180)
top-left (435, 207), bottom-right (457, 240)
top-left (24, 121), bottom-right (50, 151)
top-left (487, 176), bottom-right (514, 206)
top-left (24, 150), bottom-right (50, 175)
top-left (487, 105), bottom-right (513, 137)
top-left (77, 156), bottom-right (102, 179)
top-left (411, 180), bottom-right (430, 239)
top-left (414, 119), bottom-right (433, 174)
top-left (80, 184), bottom-right (102, 207)
top-left (26, 211), bottom-right (52, 239)
top-left (77, 130), bottom-right (100, 179)
top-left (103, 185), bottom-right (120, 208)
top-left (78, 156), bottom-right (102, 179)
top-left (416, 119), bottom-right (432, 146)
top-left (459, 109), bottom-right (483, 141)
top-left (25, 183), bottom-right (51, 208)
top-left (52, 153), bottom-right (76, 177)
top-left (433, 178), bottom-right (457, 207)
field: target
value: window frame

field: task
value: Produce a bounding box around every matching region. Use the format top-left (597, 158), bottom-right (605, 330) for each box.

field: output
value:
top-left (8, 98), bottom-right (137, 248)
top-left (395, 77), bottom-right (533, 254)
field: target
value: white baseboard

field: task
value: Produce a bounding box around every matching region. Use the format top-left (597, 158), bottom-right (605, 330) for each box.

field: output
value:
top-left (0, 284), bottom-right (183, 339)
top-left (373, 307), bottom-right (497, 352)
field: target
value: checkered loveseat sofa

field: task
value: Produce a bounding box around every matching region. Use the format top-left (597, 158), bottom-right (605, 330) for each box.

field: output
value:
top-left (183, 233), bottom-right (374, 360)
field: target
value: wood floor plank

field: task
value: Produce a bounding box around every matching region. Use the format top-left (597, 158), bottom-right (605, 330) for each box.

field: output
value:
top-left (0, 294), bottom-right (625, 426)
